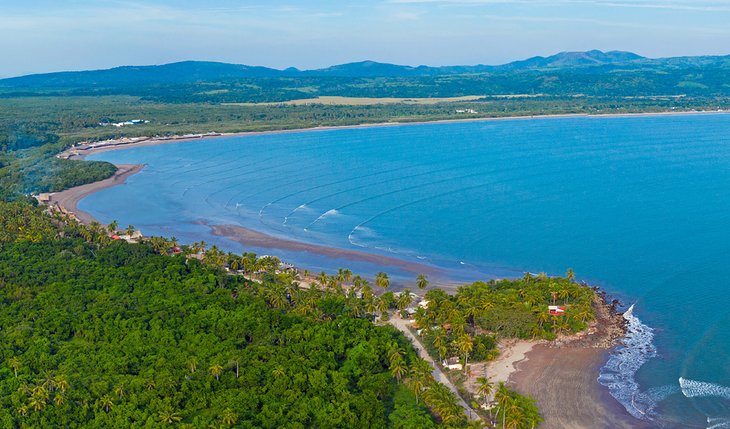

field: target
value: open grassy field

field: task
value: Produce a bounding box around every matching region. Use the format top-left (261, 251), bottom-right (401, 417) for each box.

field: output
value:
top-left (225, 95), bottom-right (487, 106)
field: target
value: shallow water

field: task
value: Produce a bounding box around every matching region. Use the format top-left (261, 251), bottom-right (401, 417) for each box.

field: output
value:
top-left (82, 114), bottom-right (730, 426)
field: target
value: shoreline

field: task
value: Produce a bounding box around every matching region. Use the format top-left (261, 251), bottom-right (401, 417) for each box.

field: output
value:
top-left (44, 164), bottom-right (145, 224)
top-left (45, 166), bottom-right (647, 427)
top-left (45, 109), bottom-right (677, 426)
top-left (44, 168), bottom-right (450, 283)
top-left (63, 108), bottom-right (729, 159)
top-left (209, 223), bottom-right (446, 280)
top-left (506, 292), bottom-right (653, 429)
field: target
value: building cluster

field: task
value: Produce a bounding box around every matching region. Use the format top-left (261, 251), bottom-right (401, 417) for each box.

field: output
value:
top-left (99, 119), bottom-right (149, 127)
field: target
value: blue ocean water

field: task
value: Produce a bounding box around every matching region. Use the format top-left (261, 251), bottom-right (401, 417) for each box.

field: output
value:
top-left (81, 114), bottom-right (730, 427)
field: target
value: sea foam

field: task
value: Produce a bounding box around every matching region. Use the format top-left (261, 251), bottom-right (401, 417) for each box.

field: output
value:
top-left (598, 304), bottom-right (660, 420)
top-left (707, 417), bottom-right (730, 429)
top-left (680, 377), bottom-right (730, 400)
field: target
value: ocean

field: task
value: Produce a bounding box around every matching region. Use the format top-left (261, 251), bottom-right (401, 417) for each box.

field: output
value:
top-left (82, 113), bottom-right (730, 427)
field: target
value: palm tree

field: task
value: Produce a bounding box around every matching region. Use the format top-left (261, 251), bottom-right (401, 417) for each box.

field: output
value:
top-left (407, 359), bottom-right (433, 403)
top-left (536, 310), bottom-right (550, 329)
top-left (361, 282), bottom-right (374, 300)
top-left (210, 364), bottom-right (223, 381)
top-left (365, 299), bottom-right (378, 316)
top-left (100, 395), bottom-right (114, 413)
top-left (559, 287), bottom-right (570, 304)
top-left (494, 382), bottom-right (511, 429)
top-left (221, 408), bottom-right (238, 426)
top-left (8, 357), bottom-right (21, 378)
top-left (107, 220), bottom-right (118, 234)
top-left (272, 366), bottom-right (285, 378)
top-left (416, 274), bottom-right (429, 290)
top-left (506, 402), bottom-right (524, 429)
top-left (188, 358), bottom-right (197, 373)
top-left (126, 224), bottom-right (135, 236)
top-left (578, 307), bottom-right (594, 323)
top-left (342, 268), bottom-right (353, 284)
top-left (481, 298), bottom-right (495, 313)
top-left (476, 376), bottom-right (494, 407)
top-left (114, 385), bottom-right (125, 399)
top-left (159, 409), bottom-right (182, 424)
top-left (397, 288), bottom-right (413, 311)
top-left (16, 404), bottom-right (28, 416)
top-left (29, 397), bottom-right (46, 412)
top-left (375, 272), bottom-right (390, 290)
top-left (522, 272), bottom-right (533, 284)
top-left (389, 355), bottom-right (407, 383)
top-left (454, 334), bottom-right (473, 374)
top-left (42, 371), bottom-right (55, 392)
top-left (54, 393), bottom-right (65, 406)
top-left (566, 268), bottom-right (575, 283)
top-left (432, 330), bottom-right (448, 361)
top-left (54, 375), bottom-right (69, 393)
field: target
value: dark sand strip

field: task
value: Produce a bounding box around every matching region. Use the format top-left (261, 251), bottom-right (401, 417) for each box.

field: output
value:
top-left (210, 224), bottom-right (444, 278)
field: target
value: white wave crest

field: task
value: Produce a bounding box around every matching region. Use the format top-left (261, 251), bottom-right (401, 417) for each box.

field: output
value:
top-left (598, 304), bottom-right (661, 420)
top-left (680, 378), bottom-right (730, 400)
top-left (348, 225), bottom-right (377, 248)
top-left (306, 208), bottom-right (341, 229)
top-left (707, 417), bottom-right (730, 429)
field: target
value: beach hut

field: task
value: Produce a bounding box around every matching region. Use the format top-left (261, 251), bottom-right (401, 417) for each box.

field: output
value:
top-left (548, 305), bottom-right (566, 315)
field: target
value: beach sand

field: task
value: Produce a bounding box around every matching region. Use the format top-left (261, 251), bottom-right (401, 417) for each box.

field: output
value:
top-left (47, 164), bottom-right (144, 224)
top-left (461, 292), bottom-right (652, 428)
top-left (48, 114), bottom-right (691, 427)
top-left (507, 294), bottom-right (653, 429)
top-left (210, 224), bottom-right (444, 279)
top-left (511, 345), bottom-right (651, 429)
top-left (65, 109), bottom-right (729, 159)
top-left (482, 339), bottom-right (538, 385)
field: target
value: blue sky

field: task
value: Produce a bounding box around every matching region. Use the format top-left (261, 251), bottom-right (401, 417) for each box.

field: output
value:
top-left (2, 0), bottom-right (730, 77)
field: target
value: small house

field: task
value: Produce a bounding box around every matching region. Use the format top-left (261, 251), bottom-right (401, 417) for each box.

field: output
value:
top-left (442, 357), bottom-right (462, 371)
top-left (548, 305), bottom-right (566, 315)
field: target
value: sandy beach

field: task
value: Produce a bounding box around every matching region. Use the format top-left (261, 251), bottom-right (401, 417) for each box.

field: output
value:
top-left (46, 164), bottom-right (144, 224)
top-left (511, 345), bottom-right (651, 429)
top-left (507, 295), bottom-right (652, 429)
top-left (45, 111), bottom-right (694, 427)
top-left (65, 109), bottom-right (730, 159)
top-left (46, 162), bottom-right (653, 428)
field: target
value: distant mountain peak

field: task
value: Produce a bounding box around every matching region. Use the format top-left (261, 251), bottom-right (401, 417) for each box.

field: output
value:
top-left (6, 50), bottom-right (730, 89)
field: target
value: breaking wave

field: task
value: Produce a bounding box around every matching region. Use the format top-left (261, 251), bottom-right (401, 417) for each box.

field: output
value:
top-left (348, 225), bottom-right (378, 248)
top-left (598, 304), bottom-right (661, 420)
top-left (707, 417), bottom-right (730, 429)
top-left (680, 378), bottom-right (730, 400)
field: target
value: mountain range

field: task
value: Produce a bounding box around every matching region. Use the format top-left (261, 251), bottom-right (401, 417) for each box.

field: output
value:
top-left (4, 50), bottom-right (730, 88)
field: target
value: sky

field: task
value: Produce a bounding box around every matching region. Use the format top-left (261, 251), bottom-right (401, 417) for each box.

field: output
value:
top-left (2, 0), bottom-right (730, 77)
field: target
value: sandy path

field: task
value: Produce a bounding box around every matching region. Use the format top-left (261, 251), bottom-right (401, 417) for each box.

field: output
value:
top-left (387, 316), bottom-right (482, 422)
top-left (47, 164), bottom-right (144, 224)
